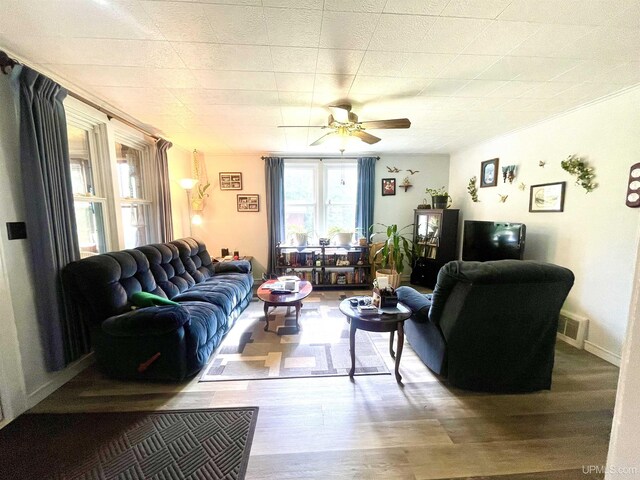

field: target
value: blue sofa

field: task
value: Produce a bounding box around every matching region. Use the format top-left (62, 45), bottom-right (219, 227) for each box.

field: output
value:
top-left (62, 238), bottom-right (254, 381)
top-left (398, 260), bottom-right (574, 392)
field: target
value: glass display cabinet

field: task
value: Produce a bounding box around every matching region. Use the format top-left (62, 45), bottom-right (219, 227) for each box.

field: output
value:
top-left (412, 209), bottom-right (459, 289)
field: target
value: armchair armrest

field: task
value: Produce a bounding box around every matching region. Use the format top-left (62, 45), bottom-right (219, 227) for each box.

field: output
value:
top-left (214, 260), bottom-right (251, 274)
top-left (102, 305), bottom-right (190, 337)
top-left (396, 286), bottom-right (432, 323)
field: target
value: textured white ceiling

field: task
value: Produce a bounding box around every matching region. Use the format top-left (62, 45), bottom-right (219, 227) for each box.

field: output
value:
top-left (1, 0), bottom-right (639, 155)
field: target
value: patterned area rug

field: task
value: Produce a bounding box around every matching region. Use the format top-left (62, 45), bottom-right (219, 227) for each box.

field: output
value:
top-left (200, 292), bottom-right (390, 382)
top-left (0, 408), bottom-right (258, 480)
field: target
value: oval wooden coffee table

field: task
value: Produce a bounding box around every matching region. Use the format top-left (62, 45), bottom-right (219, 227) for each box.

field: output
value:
top-left (339, 298), bottom-right (411, 383)
top-left (257, 280), bottom-right (313, 333)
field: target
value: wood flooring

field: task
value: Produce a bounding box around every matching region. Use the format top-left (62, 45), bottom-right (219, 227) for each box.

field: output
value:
top-left (30, 290), bottom-right (618, 480)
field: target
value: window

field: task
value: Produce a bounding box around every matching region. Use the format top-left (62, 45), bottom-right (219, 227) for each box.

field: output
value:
top-left (65, 98), bottom-right (159, 254)
top-left (284, 160), bottom-right (357, 241)
top-left (67, 123), bottom-right (107, 257)
top-left (115, 142), bottom-right (153, 249)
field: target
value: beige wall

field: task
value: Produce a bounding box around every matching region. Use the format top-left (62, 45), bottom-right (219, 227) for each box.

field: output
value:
top-left (190, 154), bottom-right (268, 279)
top-left (449, 86), bottom-right (640, 362)
top-left (179, 153), bottom-right (453, 281)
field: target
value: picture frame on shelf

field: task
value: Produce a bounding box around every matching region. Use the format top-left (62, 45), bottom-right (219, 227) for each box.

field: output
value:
top-left (529, 182), bottom-right (566, 213)
top-left (480, 158), bottom-right (499, 188)
top-left (382, 178), bottom-right (396, 196)
top-left (220, 172), bottom-right (242, 190)
top-left (237, 194), bottom-right (259, 212)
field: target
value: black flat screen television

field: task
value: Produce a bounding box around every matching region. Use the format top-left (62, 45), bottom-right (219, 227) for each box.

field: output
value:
top-left (462, 221), bottom-right (526, 261)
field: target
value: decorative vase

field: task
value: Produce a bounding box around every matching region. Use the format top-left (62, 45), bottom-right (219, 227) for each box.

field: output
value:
top-left (376, 269), bottom-right (401, 289)
top-left (334, 232), bottom-right (353, 246)
top-left (292, 232), bottom-right (308, 247)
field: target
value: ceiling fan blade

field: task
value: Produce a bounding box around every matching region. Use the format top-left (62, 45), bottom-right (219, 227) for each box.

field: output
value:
top-left (310, 132), bottom-right (337, 146)
top-left (328, 105), bottom-right (351, 123)
top-left (278, 125), bottom-right (326, 128)
top-left (352, 130), bottom-right (381, 144)
top-left (359, 118), bottom-right (411, 129)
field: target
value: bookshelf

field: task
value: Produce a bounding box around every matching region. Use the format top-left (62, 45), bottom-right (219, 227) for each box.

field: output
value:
top-left (275, 244), bottom-right (370, 289)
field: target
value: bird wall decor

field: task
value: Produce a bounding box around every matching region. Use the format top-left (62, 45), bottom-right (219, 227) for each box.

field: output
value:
top-left (407, 169), bottom-right (420, 175)
top-left (386, 166), bottom-right (400, 173)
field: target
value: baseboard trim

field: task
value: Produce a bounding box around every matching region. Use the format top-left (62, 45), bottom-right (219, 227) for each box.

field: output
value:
top-left (26, 352), bottom-right (95, 410)
top-left (584, 341), bottom-right (621, 367)
top-left (557, 333), bottom-right (582, 349)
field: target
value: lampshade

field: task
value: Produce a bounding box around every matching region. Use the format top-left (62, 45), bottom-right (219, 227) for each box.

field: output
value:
top-left (179, 178), bottom-right (198, 190)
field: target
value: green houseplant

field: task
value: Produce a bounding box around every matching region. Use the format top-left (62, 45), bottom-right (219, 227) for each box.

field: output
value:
top-left (369, 223), bottom-right (414, 288)
top-left (288, 224), bottom-right (310, 247)
top-left (425, 186), bottom-right (452, 209)
top-left (327, 225), bottom-right (354, 246)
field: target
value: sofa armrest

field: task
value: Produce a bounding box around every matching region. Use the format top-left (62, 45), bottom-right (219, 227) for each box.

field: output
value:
top-left (396, 286), bottom-right (432, 323)
top-left (102, 305), bottom-right (190, 337)
top-left (214, 260), bottom-right (252, 274)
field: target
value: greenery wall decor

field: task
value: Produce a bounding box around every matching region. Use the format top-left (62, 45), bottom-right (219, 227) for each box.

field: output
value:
top-left (467, 176), bottom-right (479, 202)
top-left (561, 154), bottom-right (597, 192)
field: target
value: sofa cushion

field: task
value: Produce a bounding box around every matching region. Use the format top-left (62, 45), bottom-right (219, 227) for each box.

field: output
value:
top-left (136, 243), bottom-right (195, 299)
top-left (179, 301), bottom-right (227, 371)
top-left (171, 238), bottom-right (216, 283)
top-left (214, 260), bottom-right (251, 274)
top-left (62, 249), bottom-right (166, 325)
top-left (173, 273), bottom-right (253, 318)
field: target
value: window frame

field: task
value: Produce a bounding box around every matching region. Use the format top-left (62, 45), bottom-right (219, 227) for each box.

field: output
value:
top-left (64, 97), bottom-right (160, 252)
top-left (112, 129), bottom-right (159, 249)
top-left (283, 159), bottom-right (357, 241)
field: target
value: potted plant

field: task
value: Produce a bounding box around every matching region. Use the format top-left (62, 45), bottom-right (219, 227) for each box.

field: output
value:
top-left (425, 186), bottom-right (452, 209)
top-left (191, 182), bottom-right (211, 211)
top-left (327, 226), bottom-right (354, 246)
top-left (369, 223), bottom-right (414, 289)
top-left (288, 225), bottom-right (310, 247)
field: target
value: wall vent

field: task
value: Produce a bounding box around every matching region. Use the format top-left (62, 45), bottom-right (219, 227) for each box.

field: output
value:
top-left (557, 310), bottom-right (588, 349)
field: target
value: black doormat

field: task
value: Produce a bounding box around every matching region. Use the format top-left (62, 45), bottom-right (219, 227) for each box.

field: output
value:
top-left (0, 407), bottom-right (258, 480)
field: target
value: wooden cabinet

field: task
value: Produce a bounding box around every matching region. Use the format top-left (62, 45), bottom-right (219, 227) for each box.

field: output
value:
top-left (412, 209), bottom-right (459, 289)
top-left (275, 244), bottom-right (370, 289)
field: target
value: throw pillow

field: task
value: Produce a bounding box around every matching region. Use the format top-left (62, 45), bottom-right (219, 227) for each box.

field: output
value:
top-left (130, 291), bottom-right (179, 308)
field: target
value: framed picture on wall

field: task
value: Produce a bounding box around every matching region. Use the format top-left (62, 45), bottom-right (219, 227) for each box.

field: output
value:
top-left (529, 182), bottom-right (566, 212)
top-left (237, 194), bottom-right (259, 212)
top-left (480, 158), bottom-right (499, 187)
top-left (382, 178), bottom-right (396, 196)
top-left (220, 172), bottom-right (243, 190)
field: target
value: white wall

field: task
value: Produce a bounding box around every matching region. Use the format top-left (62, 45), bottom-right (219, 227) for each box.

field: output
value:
top-left (606, 236), bottom-right (640, 478)
top-left (448, 86), bottom-right (640, 361)
top-left (373, 154), bottom-right (450, 275)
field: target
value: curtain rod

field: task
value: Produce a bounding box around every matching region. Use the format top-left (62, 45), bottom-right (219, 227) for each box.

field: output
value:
top-left (1, 50), bottom-right (160, 141)
top-left (261, 156), bottom-right (380, 160)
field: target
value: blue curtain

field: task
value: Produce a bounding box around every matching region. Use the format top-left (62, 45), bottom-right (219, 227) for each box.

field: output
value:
top-left (11, 65), bottom-right (88, 370)
top-left (356, 157), bottom-right (376, 239)
top-left (156, 138), bottom-right (174, 242)
top-left (265, 157), bottom-right (285, 274)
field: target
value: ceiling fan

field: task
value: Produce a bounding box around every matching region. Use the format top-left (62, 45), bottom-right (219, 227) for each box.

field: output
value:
top-left (278, 104), bottom-right (411, 147)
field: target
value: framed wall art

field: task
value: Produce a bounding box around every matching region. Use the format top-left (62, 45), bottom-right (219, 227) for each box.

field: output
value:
top-left (237, 194), bottom-right (259, 212)
top-left (382, 178), bottom-right (396, 196)
top-left (529, 182), bottom-right (566, 213)
top-left (219, 172), bottom-right (242, 190)
top-left (480, 158), bottom-right (499, 188)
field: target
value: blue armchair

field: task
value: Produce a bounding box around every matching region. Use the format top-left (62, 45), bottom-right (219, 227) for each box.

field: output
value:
top-left (398, 260), bottom-right (574, 392)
